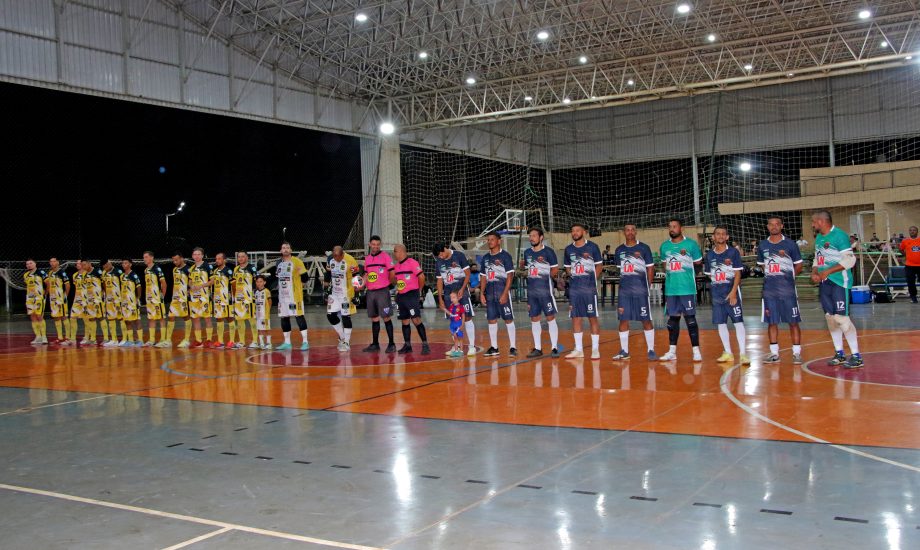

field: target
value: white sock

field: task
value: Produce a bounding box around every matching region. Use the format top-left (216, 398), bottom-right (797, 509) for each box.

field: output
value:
top-left (644, 329), bottom-right (655, 352)
top-left (574, 332), bottom-right (583, 351)
top-left (465, 320), bottom-right (476, 347)
top-left (265, 335), bottom-right (272, 346)
top-left (258, 335), bottom-right (264, 345)
top-left (692, 346), bottom-right (701, 356)
top-left (488, 323), bottom-right (498, 348)
top-left (506, 322), bottom-right (516, 349)
top-left (618, 330), bottom-right (629, 353)
top-left (344, 327), bottom-right (352, 344)
top-left (734, 323), bottom-right (746, 353)
top-left (717, 324), bottom-right (732, 353)
top-left (300, 329), bottom-right (309, 343)
top-left (843, 325), bottom-right (859, 354)
top-left (548, 319), bottom-right (559, 349)
top-left (769, 343), bottom-right (779, 355)
top-left (283, 332), bottom-right (291, 344)
top-left (792, 344), bottom-right (801, 355)
top-left (669, 344), bottom-right (677, 354)
top-left (830, 329), bottom-right (844, 353)
top-left (332, 322), bottom-right (344, 339)
top-left (531, 322), bottom-right (542, 350)
top-left (591, 334), bottom-right (599, 351)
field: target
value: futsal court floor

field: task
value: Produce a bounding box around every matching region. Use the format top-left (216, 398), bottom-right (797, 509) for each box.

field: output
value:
top-left (1, 298), bottom-right (919, 549)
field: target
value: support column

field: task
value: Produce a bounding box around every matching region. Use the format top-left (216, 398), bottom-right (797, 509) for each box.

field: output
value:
top-left (360, 136), bottom-right (403, 249)
top-left (546, 168), bottom-right (555, 234)
top-left (827, 79), bottom-right (836, 167)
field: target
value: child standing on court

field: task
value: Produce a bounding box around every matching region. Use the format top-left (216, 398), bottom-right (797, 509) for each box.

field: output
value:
top-left (447, 291), bottom-right (465, 358)
top-left (254, 275), bottom-right (273, 349)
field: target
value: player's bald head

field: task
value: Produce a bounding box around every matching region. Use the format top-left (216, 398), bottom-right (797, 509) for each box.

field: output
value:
top-left (332, 246), bottom-right (344, 259)
top-left (393, 244), bottom-right (407, 253)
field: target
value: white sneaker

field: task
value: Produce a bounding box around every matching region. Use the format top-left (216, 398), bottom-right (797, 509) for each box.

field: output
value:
top-left (248, 342), bottom-right (260, 349)
top-left (692, 350), bottom-right (703, 362)
top-left (144, 341), bottom-right (155, 347)
top-left (467, 346), bottom-right (477, 356)
top-left (39, 337), bottom-right (49, 345)
top-left (103, 340), bottom-right (116, 348)
top-left (343, 341), bottom-right (351, 351)
top-left (336, 340), bottom-right (347, 352)
top-left (590, 348), bottom-right (600, 359)
top-left (79, 338), bottom-right (91, 346)
top-left (118, 340), bottom-right (131, 347)
top-left (565, 349), bottom-right (584, 358)
top-left (659, 351), bottom-right (678, 361)
top-left (30, 337), bottom-right (42, 345)
top-left (155, 341), bottom-right (171, 348)
top-left (177, 340), bottom-right (190, 349)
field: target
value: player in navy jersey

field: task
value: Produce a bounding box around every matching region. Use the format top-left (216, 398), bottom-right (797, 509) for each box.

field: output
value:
top-left (523, 227), bottom-right (560, 358)
top-left (611, 224), bottom-right (657, 361)
top-left (434, 243), bottom-right (477, 356)
top-left (563, 223), bottom-right (603, 359)
top-left (758, 216), bottom-right (804, 364)
top-left (479, 231), bottom-right (517, 356)
top-left (705, 226), bottom-right (749, 365)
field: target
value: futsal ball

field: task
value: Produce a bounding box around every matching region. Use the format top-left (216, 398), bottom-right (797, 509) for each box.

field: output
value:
top-left (352, 275), bottom-right (364, 288)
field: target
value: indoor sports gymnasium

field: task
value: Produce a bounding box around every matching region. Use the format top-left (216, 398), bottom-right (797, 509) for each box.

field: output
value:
top-left (2, 1), bottom-right (920, 548)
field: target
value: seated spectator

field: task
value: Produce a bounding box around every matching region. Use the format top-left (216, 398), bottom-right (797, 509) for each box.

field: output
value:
top-left (468, 263), bottom-right (481, 304)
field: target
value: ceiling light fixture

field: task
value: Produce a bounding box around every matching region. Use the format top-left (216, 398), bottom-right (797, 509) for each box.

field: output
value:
top-left (676, 3), bottom-right (691, 15)
top-left (355, 13), bottom-right (368, 22)
top-left (536, 30), bottom-right (550, 41)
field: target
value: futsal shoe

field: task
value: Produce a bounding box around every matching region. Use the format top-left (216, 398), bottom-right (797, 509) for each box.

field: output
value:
top-left (261, 343), bottom-right (273, 350)
top-left (565, 349), bottom-right (584, 359)
top-left (421, 343), bottom-right (430, 355)
top-left (60, 339), bottom-right (74, 346)
top-left (337, 340), bottom-right (348, 352)
top-left (398, 344), bottom-right (412, 354)
top-left (144, 340), bottom-right (156, 347)
top-left (827, 352), bottom-right (847, 366)
top-left (692, 349), bottom-right (703, 362)
top-left (362, 343), bottom-right (380, 353)
top-left (133, 341), bottom-right (145, 347)
top-left (763, 354), bottom-right (780, 363)
top-left (646, 350), bottom-right (658, 361)
top-left (177, 340), bottom-right (190, 349)
top-left (527, 349), bottom-right (543, 358)
top-left (467, 346), bottom-right (478, 356)
top-left (231, 343), bottom-right (244, 350)
top-left (510, 347), bottom-right (518, 357)
top-left (551, 348), bottom-right (560, 358)
top-left (385, 343), bottom-right (397, 353)
top-left (189, 341), bottom-right (203, 349)
top-left (155, 340), bottom-right (171, 348)
top-left (658, 351), bottom-right (677, 361)
top-left (30, 336), bottom-right (42, 345)
top-left (275, 343), bottom-right (292, 351)
top-left (207, 341), bottom-right (221, 349)
top-left (740, 355), bottom-right (751, 365)
top-left (299, 342), bottom-right (310, 351)
top-left (843, 354), bottom-right (864, 369)
top-left (590, 348), bottom-right (600, 360)
top-left (343, 341), bottom-right (352, 352)
top-left (449, 350), bottom-right (464, 358)
top-left (791, 354), bottom-right (802, 365)
top-left (717, 352), bottom-right (734, 363)
top-left (224, 341), bottom-right (235, 350)
top-left (248, 342), bottom-right (260, 349)
top-left (484, 347), bottom-right (500, 357)
top-left (103, 340), bottom-right (117, 348)
top-left (612, 350), bottom-right (630, 360)
top-left (118, 340), bottom-right (131, 347)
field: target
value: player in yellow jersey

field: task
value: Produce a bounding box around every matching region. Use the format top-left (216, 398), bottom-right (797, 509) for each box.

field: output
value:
top-left (45, 257), bottom-right (71, 344)
top-left (82, 260), bottom-right (105, 346)
top-left (275, 241), bottom-right (309, 351)
top-left (142, 251), bottom-right (168, 347)
top-left (119, 259), bottom-right (143, 347)
top-left (254, 274), bottom-right (272, 349)
top-left (69, 259), bottom-right (86, 344)
top-left (232, 251), bottom-right (260, 349)
top-left (24, 259), bottom-right (48, 345)
top-left (188, 247), bottom-right (214, 348)
top-left (100, 260), bottom-right (123, 347)
top-left (325, 246), bottom-right (359, 351)
top-left (202, 252), bottom-right (235, 349)
top-left (168, 252), bottom-right (192, 348)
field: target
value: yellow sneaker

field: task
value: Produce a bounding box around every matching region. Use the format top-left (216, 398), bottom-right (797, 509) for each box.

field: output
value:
top-left (739, 354), bottom-right (751, 365)
top-left (716, 352), bottom-right (734, 363)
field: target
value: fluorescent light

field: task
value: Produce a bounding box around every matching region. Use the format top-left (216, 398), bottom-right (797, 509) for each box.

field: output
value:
top-left (787, 72), bottom-right (795, 77)
top-left (536, 30), bottom-right (549, 41)
top-left (355, 12), bottom-right (368, 22)
top-left (379, 122), bottom-right (395, 135)
top-left (627, 79), bottom-right (635, 86)
top-left (707, 34), bottom-right (717, 43)
top-left (465, 77), bottom-right (476, 85)
top-left (418, 51), bottom-right (428, 59)
top-left (907, 55), bottom-right (914, 60)
top-left (739, 162), bottom-right (752, 172)
top-left (524, 95), bottom-right (533, 101)
top-left (578, 55), bottom-right (588, 64)
top-left (858, 9), bottom-right (871, 20)
top-left (562, 97), bottom-right (571, 104)
top-left (744, 63), bottom-right (753, 71)
top-left (676, 3), bottom-right (691, 14)
top-left (880, 41), bottom-right (889, 48)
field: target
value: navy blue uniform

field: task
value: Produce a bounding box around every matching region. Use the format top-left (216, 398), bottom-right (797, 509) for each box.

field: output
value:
top-left (436, 250), bottom-right (473, 317)
top-left (523, 245), bottom-right (558, 318)
top-left (615, 242), bottom-right (654, 321)
top-left (705, 247), bottom-right (744, 325)
top-left (757, 236), bottom-right (802, 324)
top-left (480, 249), bottom-right (515, 321)
top-left (564, 241), bottom-right (603, 318)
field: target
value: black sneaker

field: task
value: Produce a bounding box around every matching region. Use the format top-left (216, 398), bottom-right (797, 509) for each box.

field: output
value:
top-left (362, 343), bottom-right (380, 353)
top-left (912, 297), bottom-right (918, 304)
top-left (385, 343), bottom-right (396, 353)
top-left (843, 354), bottom-right (864, 369)
top-left (509, 347), bottom-right (517, 357)
top-left (527, 348), bottom-right (543, 358)
top-left (550, 348), bottom-right (560, 358)
top-left (398, 344), bottom-right (412, 354)
top-left (421, 343), bottom-right (430, 355)
top-left (483, 347), bottom-right (499, 357)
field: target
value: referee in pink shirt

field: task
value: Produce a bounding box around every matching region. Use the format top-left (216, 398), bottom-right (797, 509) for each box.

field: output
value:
top-left (393, 244), bottom-right (430, 355)
top-left (362, 235), bottom-right (397, 353)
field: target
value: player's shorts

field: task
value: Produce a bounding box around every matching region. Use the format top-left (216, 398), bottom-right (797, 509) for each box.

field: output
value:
top-left (396, 290), bottom-right (422, 320)
top-left (569, 292), bottom-right (598, 318)
top-left (121, 302), bottom-right (140, 322)
top-left (761, 296), bottom-right (801, 325)
top-left (85, 301), bottom-right (103, 319)
top-left (256, 316), bottom-right (271, 331)
top-left (526, 293), bottom-right (556, 318)
top-left (366, 288), bottom-right (393, 319)
top-left (169, 300), bottom-right (189, 318)
top-left (213, 303), bottom-right (231, 319)
top-left (105, 300), bottom-right (121, 320)
top-left (449, 320), bottom-right (464, 338)
top-left (618, 294), bottom-right (652, 321)
top-left (190, 300), bottom-right (212, 319)
top-left (233, 301), bottom-right (255, 320)
top-left (819, 280), bottom-right (849, 316)
top-left (326, 294), bottom-right (351, 316)
top-left (443, 291), bottom-right (474, 319)
top-left (712, 301), bottom-right (743, 325)
top-left (277, 295), bottom-right (305, 318)
top-left (50, 300), bottom-right (68, 319)
top-left (26, 298), bottom-right (44, 316)
top-left (146, 302), bottom-right (165, 320)
top-left (70, 300), bottom-right (86, 319)
top-left (665, 295), bottom-right (697, 317)
top-left (486, 296), bottom-right (514, 321)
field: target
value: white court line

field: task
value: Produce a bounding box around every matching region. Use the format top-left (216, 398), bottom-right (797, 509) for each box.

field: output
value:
top-left (720, 329), bottom-right (920, 474)
top-left (0, 394), bottom-right (112, 416)
top-left (0, 482), bottom-right (384, 550)
top-left (161, 527), bottom-right (232, 550)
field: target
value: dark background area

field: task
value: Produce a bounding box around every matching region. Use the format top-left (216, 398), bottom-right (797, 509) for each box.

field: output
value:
top-left (0, 82), bottom-right (363, 261)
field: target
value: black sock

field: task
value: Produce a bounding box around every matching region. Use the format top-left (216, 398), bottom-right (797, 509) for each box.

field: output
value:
top-left (685, 316), bottom-right (700, 347)
top-left (402, 324), bottom-right (411, 344)
top-left (416, 322), bottom-right (427, 343)
top-left (371, 321), bottom-right (380, 345)
top-left (385, 320), bottom-right (395, 344)
top-left (667, 316), bottom-right (680, 346)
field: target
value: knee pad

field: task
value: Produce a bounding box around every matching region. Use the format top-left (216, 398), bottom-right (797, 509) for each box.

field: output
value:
top-left (666, 316), bottom-right (680, 331)
top-left (342, 316), bottom-right (352, 329)
top-left (326, 313), bottom-right (340, 325)
top-left (685, 315), bottom-right (698, 329)
top-left (280, 317), bottom-right (292, 332)
top-left (295, 316), bottom-right (308, 331)
top-left (834, 314), bottom-right (854, 333)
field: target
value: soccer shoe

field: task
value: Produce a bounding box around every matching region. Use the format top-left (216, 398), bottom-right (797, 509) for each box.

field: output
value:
top-left (791, 354), bottom-right (802, 365)
top-left (763, 354), bottom-right (780, 363)
top-left (551, 348), bottom-right (560, 358)
top-left (362, 343), bottom-right (381, 353)
top-left (248, 342), bottom-right (260, 350)
top-left (275, 343), bottom-right (292, 351)
top-left (827, 352), bottom-right (847, 366)
top-left (565, 349), bottom-right (584, 359)
top-left (692, 350), bottom-right (703, 362)
top-left (510, 347), bottom-right (518, 357)
top-left (299, 342), bottom-right (310, 351)
top-left (612, 350), bottom-right (630, 360)
top-left (717, 352), bottom-right (734, 363)
top-left (467, 346), bottom-right (478, 357)
top-left (483, 347), bottom-right (500, 357)
top-left (398, 344), bottom-right (413, 354)
top-left (590, 348), bottom-right (600, 360)
top-left (385, 343), bottom-right (397, 353)
top-left (647, 350), bottom-right (658, 361)
top-left (155, 341), bottom-right (171, 348)
top-left (177, 340), bottom-right (190, 349)
top-left (659, 351), bottom-right (677, 361)
top-left (527, 349), bottom-right (543, 358)
top-left (421, 343), bottom-right (431, 355)
top-left (843, 354), bottom-right (864, 369)
top-left (740, 354), bottom-right (752, 365)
